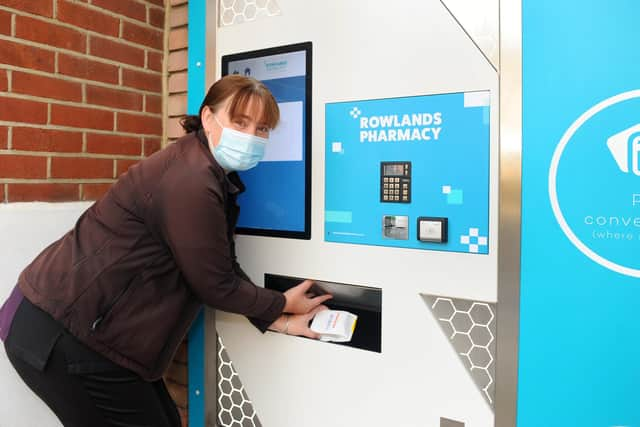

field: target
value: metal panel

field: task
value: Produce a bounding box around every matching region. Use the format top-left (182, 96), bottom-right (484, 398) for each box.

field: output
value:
top-left (440, 0), bottom-right (499, 70)
top-left (424, 295), bottom-right (497, 408)
top-left (495, 0), bottom-right (522, 426)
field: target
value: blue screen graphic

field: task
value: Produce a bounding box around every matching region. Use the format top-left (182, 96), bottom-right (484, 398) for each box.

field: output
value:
top-left (325, 91), bottom-right (491, 254)
top-left (224, 48), bottom-right (309, 236)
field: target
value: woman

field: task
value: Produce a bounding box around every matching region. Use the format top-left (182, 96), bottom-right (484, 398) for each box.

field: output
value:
top-left (0, 75), bottom-right (331, 427)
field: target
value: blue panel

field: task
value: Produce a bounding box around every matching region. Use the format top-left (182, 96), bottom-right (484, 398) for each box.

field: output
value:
top-left (519, 2), bottom-right (640, 426)
top-left (188, 309), bottom-right (205, 427)
top-left (187, 0), bottom-right (205, 116)
top-left (187, 1), bottom-right (206, 426)
top-left (325, 92), bottom-right (490, 254)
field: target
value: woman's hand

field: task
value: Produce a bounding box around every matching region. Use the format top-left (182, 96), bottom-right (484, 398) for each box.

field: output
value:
top-left (283, 279), bottom-right (332, 314)
top-left (269, 305), bottom-right (329, 339)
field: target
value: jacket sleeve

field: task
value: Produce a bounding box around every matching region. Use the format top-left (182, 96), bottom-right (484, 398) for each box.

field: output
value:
top-left (233, 262), bottom-right (277, 333)
top-left (154, 165), bottom-right (285, 325)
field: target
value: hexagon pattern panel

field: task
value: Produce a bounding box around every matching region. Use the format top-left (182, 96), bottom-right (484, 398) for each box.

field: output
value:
top-left (439, 0), bottom-right (498, 69)
top-left (219, 0), bottom-right (281, 27)
top-left (422, 294), bottom-right (496, 408)
top-left (217, 335), bottom-right (263, 427)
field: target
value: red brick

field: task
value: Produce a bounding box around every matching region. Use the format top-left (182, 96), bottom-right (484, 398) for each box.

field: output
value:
top-left (147, 0), bottom-right (165, 7)
top-left (13, 72), bottom-right (82, 102)
top-left (143, 137), bottom-right (161, 156)
top-left (92, 0), bottom-right (146, 22)
top-left (15, 15), bottom-right (85, 53)
top-left (12, 127), bottom-right (82, 153)
top-left (90, 36), bottom-right (145, 68)
top-left (145, 94), bottom-right (162, 114)
top-left (122, 68), bottom-right (161, 92)
top-left (0, 183), bottom-right (4, 202)
top-left (86, 85), bottom-right (143, 111)
top-left (0, 96), bottom-right (48, 124)
top-left (178, 407), bottom-right (187, 427)
top-left (122, 21), bottom-right (163, 50)
top-left (0, 69), bottom-right (7, 91)
top-left (117, 112), bottom-right (161, 135)
top-left (82, 182), bottom-right (112, 200)
top-left (0, 126), bottom-right (7, 149)
top-left (116, 158), bottom-right (139, 176)
top-left (0, 9), bottom-right (11, 35)
top-left (0, 39), bottom-right (55, 72)
top-left (86, 133), bottom-right (141, 156)
top-left (149, 7), bottom-right (165, 29)
top-left (57, 0), bottom-right (119, 37)
top-left (0, 155), bottom-right (47, 179)
top-left (7, 183), bottom-right (79, 202)
top-left (51, 104), bottom-right (114, 130)
top-left (51, 156), bottom-right (113, 179)
top-left (165, 381), bottom-right (187, 408)
top-left (0, 0), bottom-right (53, 18)
top-left (147, 51), bottom-right (163, 72)
top-left (168, 27), bottom-right (187, 51)
top-left (58, 53), bottom-right (119, 85)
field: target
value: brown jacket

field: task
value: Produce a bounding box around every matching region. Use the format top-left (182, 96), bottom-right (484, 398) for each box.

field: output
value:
top-left (18, 129), bottom-right (285, 381)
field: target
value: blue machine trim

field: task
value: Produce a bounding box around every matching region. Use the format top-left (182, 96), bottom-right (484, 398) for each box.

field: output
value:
top-left (187, 0), bottom-right (206, 426)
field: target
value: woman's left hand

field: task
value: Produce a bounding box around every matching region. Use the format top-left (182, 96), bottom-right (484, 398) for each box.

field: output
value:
top-left (269, 305), bottom-right (329, 339)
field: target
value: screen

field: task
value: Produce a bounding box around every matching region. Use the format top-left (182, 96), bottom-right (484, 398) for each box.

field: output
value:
top-left (384, 164), bottom-right (404, 176)
top-left (222, 42), bottom-right (311, 239)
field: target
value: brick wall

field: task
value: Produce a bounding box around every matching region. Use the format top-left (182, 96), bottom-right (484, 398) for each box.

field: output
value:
top-left (1, 0), bottom-right (190, 425)
top-left (164, 1), bottom-right (189, 425)
top-left (167, 0), bottom-right (188, 144)
top-left (0, 0), bottom-right (164, 202)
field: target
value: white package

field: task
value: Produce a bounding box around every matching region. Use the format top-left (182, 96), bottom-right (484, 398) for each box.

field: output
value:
top-left (310, 310), bottom-right (358, 342)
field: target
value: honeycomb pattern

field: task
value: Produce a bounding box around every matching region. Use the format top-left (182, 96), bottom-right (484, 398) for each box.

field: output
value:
top-left (217, 334), bottom-right (263, 427)
top-left (219, 0), bottom-right (281, 27)
top-left (439, 0), bottom-right (499, 69)
top-left (423, 295), bottom-right (496, 407)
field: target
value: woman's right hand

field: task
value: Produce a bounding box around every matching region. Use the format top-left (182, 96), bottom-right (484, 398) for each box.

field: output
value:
top-left (286, 305), bottom-right (329, 339)
top-left (283, 279), bottom-right (332, 314)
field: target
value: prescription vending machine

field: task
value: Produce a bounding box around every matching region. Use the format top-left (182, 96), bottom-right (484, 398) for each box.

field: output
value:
top-left (186, 1), bottom-right (640, 427)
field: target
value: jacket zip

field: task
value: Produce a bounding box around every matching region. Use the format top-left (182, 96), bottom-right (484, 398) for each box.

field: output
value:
top-left (90, 281), bottom-right (134, 332)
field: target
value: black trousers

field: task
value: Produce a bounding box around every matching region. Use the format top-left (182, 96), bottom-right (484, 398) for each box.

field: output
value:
top-left (4, 300), bottom-right (181, 427)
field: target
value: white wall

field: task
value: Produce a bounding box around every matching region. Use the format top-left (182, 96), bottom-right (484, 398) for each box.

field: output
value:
top-left (216, 1), bottom-right (498, 426)
top-left (0, 202), bottom-right (90, 427)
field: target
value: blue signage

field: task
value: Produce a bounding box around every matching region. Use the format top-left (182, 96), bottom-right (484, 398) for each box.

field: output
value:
top-left (325, 91), bottom-right (491, 254)
top-left (519, 2), bottom-right (640, 427)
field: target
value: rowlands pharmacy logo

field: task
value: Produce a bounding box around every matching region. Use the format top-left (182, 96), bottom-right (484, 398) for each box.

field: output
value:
top-left (549, 90), bottom-right (640, 277)
top-left (607, 123), bottom-right (640, 175)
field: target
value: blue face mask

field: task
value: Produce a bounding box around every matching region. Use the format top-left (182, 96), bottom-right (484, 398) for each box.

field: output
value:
top-left (209, 116), bottom-right (267, 171)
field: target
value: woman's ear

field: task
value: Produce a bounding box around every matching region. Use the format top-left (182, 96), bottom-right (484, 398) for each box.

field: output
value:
top-left (201, 107), bottom-right (213, 135)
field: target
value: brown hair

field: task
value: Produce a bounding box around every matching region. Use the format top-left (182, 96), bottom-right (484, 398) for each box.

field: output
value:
top-left (180, 75), bottom-right (280, 133)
